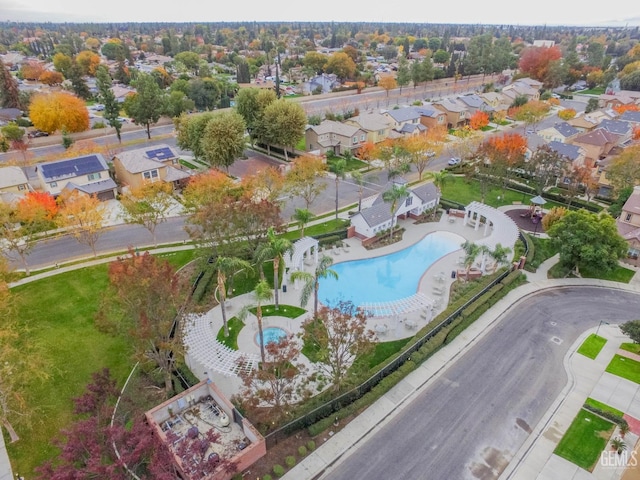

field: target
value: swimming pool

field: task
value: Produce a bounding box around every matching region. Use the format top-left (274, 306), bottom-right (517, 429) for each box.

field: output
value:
top-left (255, 327), bottom-right (287, 346)
top-left (318, 232), bottom-right (461, 308)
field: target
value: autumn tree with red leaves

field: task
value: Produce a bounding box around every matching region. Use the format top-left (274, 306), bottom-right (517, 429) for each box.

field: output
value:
top-left (480, 132), bottom-right (528, 194)
top-left (518, 46), bottom-right (562, 84)
top-left (234, 335), bottom-right (310, 425)
top-left (99, 251), bottom-right (185, 395)
top-left (469, 110), bottom-right (490, 130)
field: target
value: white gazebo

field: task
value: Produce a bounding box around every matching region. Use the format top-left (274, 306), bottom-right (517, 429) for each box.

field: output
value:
top-left (285, 236), bottom-right (319, 274)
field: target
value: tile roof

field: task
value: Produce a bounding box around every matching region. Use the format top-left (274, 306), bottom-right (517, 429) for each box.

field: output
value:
top-left (619, 111), bottom-right (640, 123)
top-left (384, 107), bottom-right (422, 123)
top-left (63, 178), bottom-right (117, 195)
top-left (550, 122), bottom-right (579, 138)
top-left (115, 144), bottom-right (177, 173)
top-left (347, 113), bottom-right (393, 132)
top-left (309, 120), bottom-right (361, 137)
top-left (599, 119), bottom-right (631, 135)
top-left (573, 128), bottom-right (618, 146)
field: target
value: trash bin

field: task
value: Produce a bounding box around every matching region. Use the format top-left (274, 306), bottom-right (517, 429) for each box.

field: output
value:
top-left (282, 285), bottom-right (287, 293)
top-left (451, 270), bottom-right (456, 279)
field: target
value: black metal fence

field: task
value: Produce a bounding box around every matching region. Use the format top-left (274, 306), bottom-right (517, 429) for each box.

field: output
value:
top-left (264, 232), bottom-right (529, 447)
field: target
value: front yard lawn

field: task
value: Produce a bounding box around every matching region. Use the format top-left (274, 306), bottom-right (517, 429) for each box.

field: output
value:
top-left (554, 409), bottom-right (615, 470)
top-left (577, 334), bottom-right (607, 359)
top-left (548, 263), bottom-right (635, 283)
top-left (216, 316), bottom-right (244, 350)
top-left (584, 398), bottom-right (624, 418)
top-left (327, 156), bottom-right (367, 172)
top-left (605, 354), bottom-right (640, 384)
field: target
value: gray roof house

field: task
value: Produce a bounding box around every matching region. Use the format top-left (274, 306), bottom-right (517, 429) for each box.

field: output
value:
top-left (538, 122), bottom-right (580, 143)
top-left (547, 141), bottom-right (586, 165)
top-left (0, 166), bottom-right (30, 195)
top-left (302, 74), bottom-right (339, 95)
top-left (35, 154), bottom-right (117, 200)
top-left (113, 144), bottom-right (191, 190)
top-left (456, 94), bottom-right (494, 115)
top-left (619, 110), bottom-right (640, 124)
top-left (305, 120), bottom-right (366, 155)
top-left (350, 180), bottom-right (440, 240)
top-left (382, 107), bottom-right (427, 136)
top-left (599, 119), bottom-right (633, 145)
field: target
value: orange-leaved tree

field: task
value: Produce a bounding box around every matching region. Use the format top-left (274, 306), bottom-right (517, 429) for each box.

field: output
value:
top-left (518, 46), bottom-right (562, 83)
top-left (614, 104), bottom-right (640, 115)
top-left (481, 132), bottom-right (527, 193)
top-left (469, 111), bottom-right (490, 130)
top-left (284, 154), bottom-right (328, 210)
top-left (378, 75), bottom-right (397, 97)
top-left (16, 191), bottom-right (58, 223)
top-left (29, 91), bottom-right (89, 134)
top-left (356, 141), bottom-right (376, 162)
top-left (19, 60), bottom-right (44, 81)
top-left (56, 190), bottom-right (106, 257)
top-left (38, 71), bottom-right (64, 85)
top-left (75, 50), bottom-right (101, 76)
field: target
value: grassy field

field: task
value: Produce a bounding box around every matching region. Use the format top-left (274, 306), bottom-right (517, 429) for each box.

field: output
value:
top-left (606, 354), bottom-right (640, 384)
top-left (554, 409), bottom-right (615, 470)
top-left (441, 176), bottom-right (564, 210)
top-left (577, 334), bottom-right (607, 359)
top-left (620, 343), bottom-right (640, 355)
top-left (326, 156), bottom-right (368, 172)
top-left (216, 317), bottom-right (245, 350)
top-left (250, 304), bottom-right (307, 318)
top-left (584, 398), bottom-right (624, 417)
top-left (7, 266), bottom-right (133, 476)
top-left (548, 263), bottom-right (636, 283)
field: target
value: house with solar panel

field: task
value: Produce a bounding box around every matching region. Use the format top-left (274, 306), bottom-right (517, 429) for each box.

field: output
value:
top-left (113, 144), bottom-right (191, 191)
top-left (35, 154), bottom-right (117, 200)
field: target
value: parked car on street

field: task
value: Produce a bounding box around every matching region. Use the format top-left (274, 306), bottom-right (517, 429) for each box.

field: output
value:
top-left (27, 130), bottom-right (49, 138)
top-left (448, 157), bottom-right (461, 166)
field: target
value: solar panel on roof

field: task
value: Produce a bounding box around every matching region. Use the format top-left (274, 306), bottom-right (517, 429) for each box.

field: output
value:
top-left (146, 147), bottom-right (174, 161)
top-left (40, 155), bottom-right (103, 180)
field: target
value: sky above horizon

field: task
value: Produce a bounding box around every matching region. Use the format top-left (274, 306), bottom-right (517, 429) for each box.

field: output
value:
top-left (1, 0), bottom-right (639, 26)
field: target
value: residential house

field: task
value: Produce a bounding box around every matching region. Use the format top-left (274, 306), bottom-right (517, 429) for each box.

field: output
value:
top-left (547, 141), bottom-right (587, 168)
top-left (111, 84), bottom-right (136, 103)
top-left (478, 92), bottom-right (511, 114)
top-left (598, 119), bottom-right (633, 145)
top-left (570, 128), bottom-right (619, 166)
top-left (35, 154), bottom-right (117, 200)
top-left (301, 73), bottom-right (339, 95)
top-left (145, 380), bottom-right (266, 480)
top-left (567, 115), bottom-right (598, 133)
top-left (501, 80), bottom-right (540, 102)
top-left (345, 112), bottom-right (395, 144)
top-left (113, 144), bottom-right (191, 190)
top-left (594, 156), bottom-right (616, 198)
top-left (456, 94), bottom-right (493, 116)
top-left (584, 109), bottom-right (618, 125)
top-left (350, 179), bottom-right (440, 240)
top-left (537, 122), bottom-right (580, 143)
top-left (0, 166), bottom-right (30, 195)
top-left (305, 120), bottom-right (366, 155)
top-left (382, 107), bottom-right (427, 136)
top-left (598, 93), bottom-right (638, 110)
top-left (616, 185), bottom-right (640, 267)
top-left (434, 98), bottom-right (469, 129)
top-left (414, 104), bottom-right (448, 130)
top-left (619, 110), bottom-right (640, 125)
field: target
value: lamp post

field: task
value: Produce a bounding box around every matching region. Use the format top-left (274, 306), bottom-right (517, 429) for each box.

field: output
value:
top-left (596, 320), bottom-right (610, 337)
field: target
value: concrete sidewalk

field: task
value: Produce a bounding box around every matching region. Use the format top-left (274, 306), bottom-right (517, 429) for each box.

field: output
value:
top-left (283, 268), bottom-right (640, 480)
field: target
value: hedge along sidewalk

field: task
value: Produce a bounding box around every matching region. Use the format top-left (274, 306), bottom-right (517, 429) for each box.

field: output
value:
top-left (283, 278), bottom-right (640, 480)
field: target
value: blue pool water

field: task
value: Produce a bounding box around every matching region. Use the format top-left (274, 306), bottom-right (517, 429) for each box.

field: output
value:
top-left (318, 232), bottom-right (460, 307)
top-left (255, 327), bottom-right (287, 346)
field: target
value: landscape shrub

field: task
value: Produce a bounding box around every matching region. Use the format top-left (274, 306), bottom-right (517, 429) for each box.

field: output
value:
top-left (583, 404), bottom-right (629, 428)
top-left (262, 475), bottom-right (272, 480)
top-left (298, 445), bottom-right (308, 456)
top-left (191, 267), bottom-right (216, 303)
top-left (285, 455), bottom-right (296, 468)
top-left (306, 440), bottom-right (316, 451)
top-left (272, 464), bottom-right (285, 477)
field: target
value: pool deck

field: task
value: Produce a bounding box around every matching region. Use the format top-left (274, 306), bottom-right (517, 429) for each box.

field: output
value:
top-left (187, 211), bottom-right (502, 397)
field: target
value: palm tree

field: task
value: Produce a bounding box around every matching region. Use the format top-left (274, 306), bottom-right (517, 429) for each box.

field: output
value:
top-left (426, 170), bottom-right (451, 196)
top-left (290, 255), bottom-right (338, 317)
top-left (611, 437), bottom-right (627, 455)
top-left (382, 184), bottom-right (409, 243)
top-left (487, 243), bottom-right (512, 272)
top-left (291, 208), bottom-right (314, 238)
top-left (255, 226), bottom-right (293, 310)
top-left (329, 158), bottom-right (347, 220)
top-left (212, 256), bottom-right (253, 338)
top-left (461, 240), bottom-right (482, 278)
top-left (238, 279), bottom-right (273, 365)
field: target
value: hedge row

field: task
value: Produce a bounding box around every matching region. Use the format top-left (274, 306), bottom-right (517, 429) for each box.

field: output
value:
top-left (583, 404), bottom-right (629, 429)
top-left (192, 267), bottom-right (216, 303)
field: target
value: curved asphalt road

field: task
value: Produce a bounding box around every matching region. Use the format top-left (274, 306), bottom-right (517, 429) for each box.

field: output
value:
top-left (322, 287), bottom-right (640, 480)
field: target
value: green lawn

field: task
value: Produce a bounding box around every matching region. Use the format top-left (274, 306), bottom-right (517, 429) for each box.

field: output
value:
top-left (358, 338), bottom-right (412, 369)
top-left (326, 156), bottom-right (368, 172)
top-left (250, 304), bottom-right (306, 318)
top-left (441, 176), bottom-right (564, 210)
top-left (578, 87), bottom-right (605, 95)
top-left (606, 354), bottom-right (640, 384)
top-left (216, 317), bottom-right (244, 350)
top-left (577, 334), bottom-right (607, 359)
top-left (529, 236), bottom-right (559, 270)
top-left (295, 136), bottom-right (306, 151)
top-left (179, 158), bottom-right (200, 170)
top-left (554, 409), bottom-right (615, 470)
top-left (7, 266), bottom-right (133, 476)
top-left (584, 398), bottom-right (624, 417)
top-left (620, 343), bottom-right (640, 355)
top-left (548, 263), bottom-right (636, 283)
